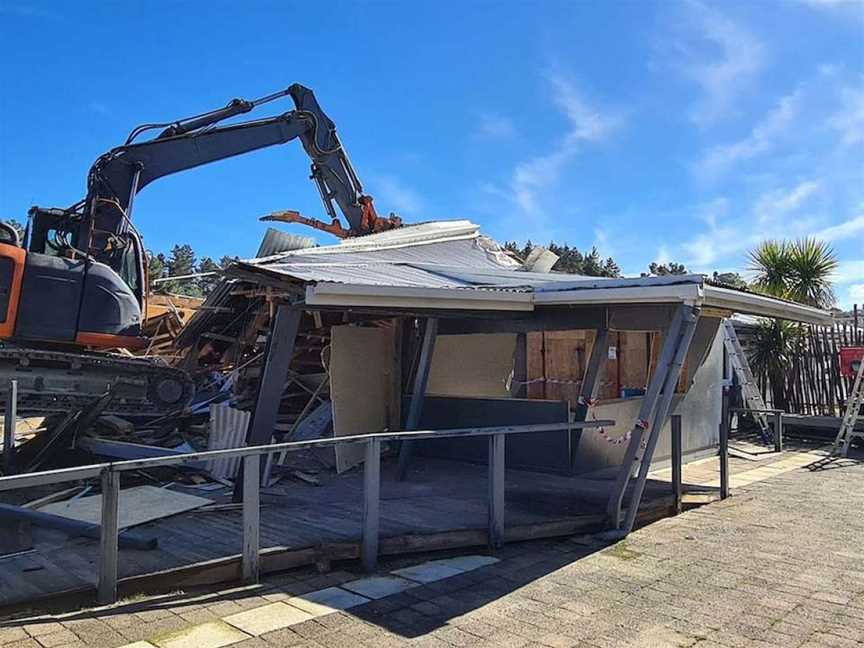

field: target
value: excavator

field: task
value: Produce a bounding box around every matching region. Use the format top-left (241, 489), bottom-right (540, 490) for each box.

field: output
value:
top-left (0, 84), bottom-right (402, 415)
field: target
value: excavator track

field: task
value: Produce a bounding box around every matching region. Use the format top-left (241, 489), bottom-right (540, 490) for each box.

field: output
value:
top-left (0, 345), bottom-right (194, 417)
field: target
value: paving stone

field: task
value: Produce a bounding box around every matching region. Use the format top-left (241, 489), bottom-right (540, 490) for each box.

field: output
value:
top-left (150, 621), bottom-right (249, 648)
top-left (391, 561), bottom-right (464, 584)
top-left (32, 629), bottom-right (78, 648)
top-left (285, 588), bottom-right (369, 613)
top-left (117, 643), bottom-right (157, 648)
top-left (433, 556), bottom-right (500, 573)
top-left (0, 628), bottom-right (29, 645)
top-left (22, 624), bottom-right (64, 639)
top-left (223, 603), bottom-right (312, 637)
top-left (340, 576), bottom-right (419, 600)
top-left (0, 640), bottom-right (41, 648)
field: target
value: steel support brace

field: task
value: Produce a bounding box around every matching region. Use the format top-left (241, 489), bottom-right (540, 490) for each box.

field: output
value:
top-left (242, 454), bottom-right (260, 583)
top-left (606, 307), bottom-right (685, 526)
top-left (362, 438), bottom-right (381, 571)
top-left (773, 411), bottom-right (783, 453)
top-left (235, 304), bottom-right (302, 500)
top-left (488, 433), bottom-right (505, 550)
top-left (720, 389), bottom-right (730, 499)
top-left (2, 380), bottom-right (16, 475)
top-left (571, 329), bottom-right (610, 468)
top-left (97, 469), bottom-right (120, 604)
top-left (397, 318), bottom-right (438, 480)
top-left (671, 415), bottom-right (683, 515)
top-left (621, 306), bottom-right (699, 533)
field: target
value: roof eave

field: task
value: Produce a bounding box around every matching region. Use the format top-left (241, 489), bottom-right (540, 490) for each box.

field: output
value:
top-left (304, 283), bottom-right (534, 312)
top-left (702, 285), bottom-right (833, 325)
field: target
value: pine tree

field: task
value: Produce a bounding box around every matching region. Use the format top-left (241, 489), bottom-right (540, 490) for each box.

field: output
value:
top-left (197, 256), bottom-right (222, 295)
top-left (163, 244), bottom-right (201, 296)
top-left (147, 251), bottom-right (167, 294)
top-left (646, 261), bottom-right (688, 276)
top-left (504, 240), bottom-right (621, 277)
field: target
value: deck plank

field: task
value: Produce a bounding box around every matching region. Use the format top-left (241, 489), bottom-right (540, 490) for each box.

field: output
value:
top-left (0, 457), bottom-right (677, 609)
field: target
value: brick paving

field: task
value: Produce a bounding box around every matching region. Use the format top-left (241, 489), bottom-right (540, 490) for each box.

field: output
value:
top-left (2, 452), bottom-right (862, 647)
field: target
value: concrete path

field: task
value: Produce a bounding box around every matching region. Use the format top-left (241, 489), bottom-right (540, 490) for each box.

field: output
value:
top-left (2, 450), bottom-right (862, 648)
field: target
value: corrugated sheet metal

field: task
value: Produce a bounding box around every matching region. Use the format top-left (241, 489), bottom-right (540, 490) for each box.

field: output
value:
top-left (256, 228), bottom-right (315, 258)
top-left (207, 402), bottom-right (250, 480)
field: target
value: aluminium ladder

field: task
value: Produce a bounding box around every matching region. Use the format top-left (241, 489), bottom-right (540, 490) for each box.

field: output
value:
top-left (722, 320), bottom-right (772, 441)
top-left (832, 356), bottom-right (864, 457)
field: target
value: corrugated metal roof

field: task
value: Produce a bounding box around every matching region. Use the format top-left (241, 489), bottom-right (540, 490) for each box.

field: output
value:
top-left (255, 228), bottom-right (315, 258)
top-left (177, 220), bottom-right (832, 336)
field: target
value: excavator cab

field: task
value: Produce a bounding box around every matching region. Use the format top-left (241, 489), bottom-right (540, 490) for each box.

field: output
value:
top-left (0, 207), bottom-right (145, 349)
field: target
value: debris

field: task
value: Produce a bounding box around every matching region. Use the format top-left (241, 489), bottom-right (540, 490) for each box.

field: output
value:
top-left (0, 503), bottom-right (157, 549)
top-left (0, 519), bottom-right (32, 556)
top-left (76, 437), bottom-right (207, 468)
top-left (207, 403), bottom-right (251, 480)
top-left (21, 486), bottom-right (87, 510)
top-left (38, 485), bottom-right (213, 530)
top-left (290, 470), bottom-right (321, 486)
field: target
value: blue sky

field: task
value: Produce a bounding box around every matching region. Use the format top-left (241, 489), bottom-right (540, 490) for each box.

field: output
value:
top-left (1, 0), bottom-right (862, 307)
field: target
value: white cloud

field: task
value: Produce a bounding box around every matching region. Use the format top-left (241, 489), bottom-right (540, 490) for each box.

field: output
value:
top-left (548, 75), bottom-right (621, 142)
top-left (506, 75), bottom-right (620, 224)
top-left (682, 198), bottom-right (736, 266)
top-left (849, 284), bottom-right (864, 300)
top-left (753, 179), bottom-right (821, 225)
top-left (834, 259), bottom-right (864, 284)
top-left (477, 114), bottom-right (515, 139)
top-left (681, 183), bottom-right (831, 269)
top-left (675, 2), bottom-right (766, 125)
top-left (828, 83), bottom-right (864, 146)
top-left (695, 89), bottom-right (802, 180)
top-left (798, 0), bottom-right (864, 12)
top-left (369, 175), bottom-right (423, 217)
top-left (654, 245), bottom-right (671, 266)
top-left (816, 214), bottom-right (864, 242)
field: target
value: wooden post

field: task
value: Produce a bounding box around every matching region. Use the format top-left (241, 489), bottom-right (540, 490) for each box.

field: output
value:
top-left (234, 304), bottom-right (302, 500)
top-left (241, 454), bottom-right (260, 584)
top-left (97, 468), bottom-right (120, 604)
top-left (720, 387), bottom-right (730, 500)
top-left (773, 411), bottom-right (783, 453)
top-left (488, 433), bottom-right (505, 551)
top-left (671, 414), bottom-right (682, 515)
top-left (362, 438), bottom-right (381, 572)
top-left (397, 318), bottom-right (438, 480)
top-left (2, 380), bottom-right (16, 475)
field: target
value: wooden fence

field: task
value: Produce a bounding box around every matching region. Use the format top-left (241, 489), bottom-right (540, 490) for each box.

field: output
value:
top-left (737, 316), bottom-right (864, 416)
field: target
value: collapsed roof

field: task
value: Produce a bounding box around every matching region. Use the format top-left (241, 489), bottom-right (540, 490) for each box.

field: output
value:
top-left (178, 220), bottom-right (832, 348)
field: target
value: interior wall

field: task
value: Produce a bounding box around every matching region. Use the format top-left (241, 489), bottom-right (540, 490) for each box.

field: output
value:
top-left (329, 324), bottom-right (398, 472)
top-left (573, 318), bottom-right (724, 474)
top-left (426, 333), bottom-right (516, 398)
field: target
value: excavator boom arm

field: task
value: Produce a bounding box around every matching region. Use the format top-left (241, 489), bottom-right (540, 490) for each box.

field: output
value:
top-left (77, 83), bottom-right (395, 257)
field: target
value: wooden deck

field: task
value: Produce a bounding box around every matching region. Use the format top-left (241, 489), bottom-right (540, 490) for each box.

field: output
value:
top-left (0, 457), bottom-right (680, 611)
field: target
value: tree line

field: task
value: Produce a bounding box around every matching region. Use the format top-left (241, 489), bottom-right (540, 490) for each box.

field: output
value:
top-left (148, 244), bottom-right (238, 298)
top-left (503, 240), bottom-right (747, 287)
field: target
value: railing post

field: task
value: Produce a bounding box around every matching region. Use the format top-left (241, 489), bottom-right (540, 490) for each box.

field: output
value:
top-left (362, 438), bottom-right (381, 572)
top-left (670, 415), bottom-right (682, 515)
top-left (97, 468), bottom-right (120, 604)
top-left (242, 454), bottom-right (260, 584)
top-left (773, 411), bottom-right (783, 453)
top-left (3, 379), bottom-right (17, 475)
top-left (488, 433), bottom-right (505, 551)
top-left (720, 388), bottom-right (730, 500)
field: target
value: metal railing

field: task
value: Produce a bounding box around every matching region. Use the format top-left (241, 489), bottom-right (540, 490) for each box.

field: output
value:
top-left (0, 420), bottom-right (611, 604)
